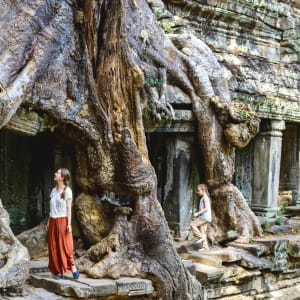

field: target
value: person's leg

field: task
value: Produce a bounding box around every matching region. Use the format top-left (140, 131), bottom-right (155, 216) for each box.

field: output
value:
top-left (190, 219), bottom-right (207, 241)
top-left (48, 218), bottom-right (63, 277)
top-left (199, 222), bottom-right (209, 249)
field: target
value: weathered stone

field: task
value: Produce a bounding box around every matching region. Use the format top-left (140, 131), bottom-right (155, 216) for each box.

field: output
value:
top-left (183, 252), bottom-right (223, 267)
top-left (194, 263), bottom-right (224, 284)
top-left (178, 242), bottom-right (202, 253)
top-left (228, 242), bottom-right (269, 257)
top-left (30, 272), bottom-right (156, 298)
top-left (264, 224), bottom-right (296, 235)
top-left (249, 238), bottom-right (289, 271)
top-left (29, 260), bottom-right (49, 274)
top-left (215, 230), bottom-right (240, 244)
top-left (17, 221), bottom-right (48, 260)
top-left (287, 240), bottom-right (300, 258)
top-left (4, 108), bottom-right (44, 136)
top-left (252, 120), bottom-right (285, 219)
top-left (77, 277), bottom-right (117, 297)
top-left (285, 206), bottom-right (300, 217)
top-left (115, 277), bottom-right (154, 296)
top-left (204, 248), bottom-right (242, 263)
top-left (237, 251), bottom-right (272, 270)
top-left (30, 274), bottom-right (93, 298)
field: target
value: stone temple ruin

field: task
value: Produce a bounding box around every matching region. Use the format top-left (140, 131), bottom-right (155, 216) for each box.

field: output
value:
top-left (0, 0), bottom-right (300, 299)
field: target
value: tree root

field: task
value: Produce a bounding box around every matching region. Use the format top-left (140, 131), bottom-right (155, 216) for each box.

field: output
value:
top-left (0, 199), bottom-right (30, 290)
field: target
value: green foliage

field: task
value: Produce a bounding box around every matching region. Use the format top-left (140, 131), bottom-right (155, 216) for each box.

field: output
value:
top-left (144, 70), bottom-right (164, 88)
top-left (160, 21), bottom-right (175, 34)
top-left (275, 216), bottom-right (287, 226)
top-left (232, 102), bottom-right (256, 120)
top-left (261, 217), bottom-right (271, 229)
top-left (232, 96), bottom-right (286, 114)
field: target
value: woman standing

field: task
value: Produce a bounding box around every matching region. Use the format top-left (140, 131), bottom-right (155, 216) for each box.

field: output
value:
top-left (47, 168), bottom-right (80, 279)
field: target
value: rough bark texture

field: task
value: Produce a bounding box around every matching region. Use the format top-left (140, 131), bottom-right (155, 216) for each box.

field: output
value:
top-left (0, 0), bottom-right (262, 298)
top-left (0, 199), bottom-right (30, 289)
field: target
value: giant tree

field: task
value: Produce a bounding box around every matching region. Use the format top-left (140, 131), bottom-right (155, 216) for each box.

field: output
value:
top-left (0, 0), bottom-right (261, 298)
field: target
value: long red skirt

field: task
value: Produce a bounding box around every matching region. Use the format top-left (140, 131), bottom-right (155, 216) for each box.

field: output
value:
top-left (48, 217), bottom-right (75, 275)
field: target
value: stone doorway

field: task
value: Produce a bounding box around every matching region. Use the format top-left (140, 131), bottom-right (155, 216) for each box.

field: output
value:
top-left (147, 131), bottom-right (204, 238)
top-left (0, 128), bottom-right (77, 234)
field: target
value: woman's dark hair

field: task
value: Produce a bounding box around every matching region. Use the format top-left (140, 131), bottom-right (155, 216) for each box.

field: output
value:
top-left (60, 168), bottom-right (71, 199)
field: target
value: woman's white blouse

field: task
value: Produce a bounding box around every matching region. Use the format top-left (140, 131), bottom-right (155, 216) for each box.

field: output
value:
top-left (49, 186), bottom-right (72, 218)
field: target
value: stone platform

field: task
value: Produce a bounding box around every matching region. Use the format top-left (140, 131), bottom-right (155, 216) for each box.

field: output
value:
top-left (17, 261), bottom-right (154, 299)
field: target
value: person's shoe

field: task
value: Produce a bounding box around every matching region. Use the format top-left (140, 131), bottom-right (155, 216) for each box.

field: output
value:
top-left (54, 274), bottom-right (63, 280)
top-left (73, 271), bottom-right (80, 280)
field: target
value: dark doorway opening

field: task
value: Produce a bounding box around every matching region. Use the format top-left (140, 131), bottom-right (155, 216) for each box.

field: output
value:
top-left (0, 129), bottom-right (76, 234)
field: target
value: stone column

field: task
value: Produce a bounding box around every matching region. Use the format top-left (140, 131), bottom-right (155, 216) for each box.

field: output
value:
top-left (163, 135), bottom-right (195, 239)
top-left (279, 124), bottom-right (299, 205)
top-left (252, 120), bottom-right (285, 218)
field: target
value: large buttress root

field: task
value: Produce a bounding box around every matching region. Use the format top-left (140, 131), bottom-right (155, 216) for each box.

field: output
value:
top-left (77, 195), bottom-right (200, 299)
top-left (0, 199), bottom-right (30, 290)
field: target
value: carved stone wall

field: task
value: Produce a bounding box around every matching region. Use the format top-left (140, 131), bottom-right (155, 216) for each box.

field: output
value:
top-left (234, 141), bottom-right (254, 205)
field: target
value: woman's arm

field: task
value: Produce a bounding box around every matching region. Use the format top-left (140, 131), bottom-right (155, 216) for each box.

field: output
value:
top-left (193, 196), bottom-right (209, 217)
top-left (66, 199), bottom-right (72, 232)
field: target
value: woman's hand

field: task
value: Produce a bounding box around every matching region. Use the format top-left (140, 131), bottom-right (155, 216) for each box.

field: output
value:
top-left (67, 224), bottom-right (72, 233)
top-left (193, 212), bottom-right (198, 218)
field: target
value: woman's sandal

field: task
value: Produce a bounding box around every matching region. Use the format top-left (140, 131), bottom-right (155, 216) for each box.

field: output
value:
top-left (73, 271), bottom-right (80, 279)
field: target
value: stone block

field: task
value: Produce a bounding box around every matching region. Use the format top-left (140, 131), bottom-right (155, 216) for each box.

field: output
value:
top-left (237, 250), bottom-right (272, 270)
top-left (30, 274), bottom-right (155, 298)
top-left (252, 237), bottom-right (288, 271)
top-left (78, 278), bottom-right (117, 296)
top-left (204, 248), bottom-right (242, 263)
top-left (183, 252), bottom-right (223, 267)
top-left (287, 240), bottom-right (300, 258)
top-left (115, 277), bottom-right (154, 296)
top-left (228, 242), bottom-right (268, 257)
top-left (29, 260), bottom-right (49, 274)
top-left (285, 206), bottom-right (300, 217)
top-left (30, 274), bottom-right (93, 298)
top-left (264, 224), bottom-right (295, 235)
top-left (178, 242), bottom-right (202, 253)
top-left (215, 230), bottom-right (240, 244)
top-left (194, 263), bottom-right (224, 284)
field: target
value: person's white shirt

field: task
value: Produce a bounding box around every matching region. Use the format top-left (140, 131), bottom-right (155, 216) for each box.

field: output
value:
top-left (49, 186), bottom-right (72, 218)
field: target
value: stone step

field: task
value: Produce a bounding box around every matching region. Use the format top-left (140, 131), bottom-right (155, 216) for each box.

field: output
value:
top-left (183, 252), bottom-right (223, 267)
top-left (228, 242), bottom-right (269, 257)
top-left (194, 263), bottom-right (224, 284)
top-left (30, 260), bottom-right (49, 274)
top-left (201, 247), bottom-right (242, 263)
top-left (30, 273), bottom-right (154, 298)
top-left (285, 206), bottom-right (300, 216)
